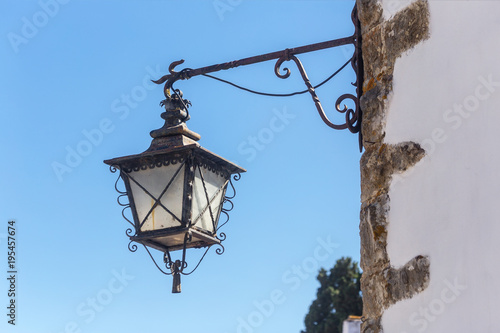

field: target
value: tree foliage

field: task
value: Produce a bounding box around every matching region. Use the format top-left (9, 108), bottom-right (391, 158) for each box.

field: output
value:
top-left (302, 257), bottom-right (362, 333)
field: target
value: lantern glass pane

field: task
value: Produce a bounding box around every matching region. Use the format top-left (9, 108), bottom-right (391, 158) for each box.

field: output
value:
top-left (128, 163), bottom-right (185, 232)
top-left (191, 165), bottom-right (227, 233)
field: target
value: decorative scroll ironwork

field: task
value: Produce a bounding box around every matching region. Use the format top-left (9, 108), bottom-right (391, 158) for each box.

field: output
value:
top-left (153, 5), bottom-right (363, 151)
top-left (110, 165), bottom-right (138, 251)
top-left (217, 173), bottom-right (239, 231)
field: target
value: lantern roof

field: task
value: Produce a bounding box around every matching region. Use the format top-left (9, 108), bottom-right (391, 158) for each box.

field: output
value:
top-left (104, 91), bottom-right (245, 175)
top-left (104, 144), bottom-right (245, 175)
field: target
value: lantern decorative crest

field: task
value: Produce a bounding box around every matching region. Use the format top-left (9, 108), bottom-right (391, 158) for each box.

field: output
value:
top-left (104, 90), bottom-right (245, 293)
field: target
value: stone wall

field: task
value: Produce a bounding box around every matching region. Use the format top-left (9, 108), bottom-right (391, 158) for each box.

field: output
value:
top-left (357, 1), bottom-right (431, 331)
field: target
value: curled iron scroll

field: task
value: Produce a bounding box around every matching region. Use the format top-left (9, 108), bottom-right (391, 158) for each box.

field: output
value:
top-left (274, 51), bottom-right (292, 79)
top-left (153, 59), bottom-right (191, 98)
top-left (110, 164), bottom-right (138, 243)
top-left (274, 54), bottom-right (361, 133)
top-left (335, 93), bottom-right (360, 133)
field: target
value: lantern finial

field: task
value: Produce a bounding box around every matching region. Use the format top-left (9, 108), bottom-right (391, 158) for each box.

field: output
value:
top-left (148, 90), bottom-right (201, 152)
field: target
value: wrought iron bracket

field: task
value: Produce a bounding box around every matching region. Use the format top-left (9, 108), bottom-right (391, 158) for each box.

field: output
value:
top-left (153, 5), bottom-right (363, 151)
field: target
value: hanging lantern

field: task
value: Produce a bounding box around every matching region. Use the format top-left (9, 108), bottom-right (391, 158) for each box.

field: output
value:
top-left (104, 91), bottom-right (245, 292)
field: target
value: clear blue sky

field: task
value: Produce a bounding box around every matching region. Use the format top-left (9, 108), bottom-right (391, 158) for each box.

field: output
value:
top-left (1, 1), bottom-right (360, 332)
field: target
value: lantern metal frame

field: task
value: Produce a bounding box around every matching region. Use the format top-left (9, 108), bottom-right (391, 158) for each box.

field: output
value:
top-left (105, 93), bottom-right (244, 293)
top-left (108, 161), bottom-right (241, 291)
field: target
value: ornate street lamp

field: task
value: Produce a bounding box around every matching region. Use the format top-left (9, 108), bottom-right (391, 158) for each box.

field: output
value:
top-left (104, 91), bottom-right (245, 293)
top-left (105, 4), bottom-right (363, 294)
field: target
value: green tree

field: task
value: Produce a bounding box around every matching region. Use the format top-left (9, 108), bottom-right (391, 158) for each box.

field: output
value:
top-left (302, 257), bottom-right (362, 333)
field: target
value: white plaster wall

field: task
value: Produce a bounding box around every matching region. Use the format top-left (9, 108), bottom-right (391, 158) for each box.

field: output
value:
top-left (381, 1), bottom-right (500, 332)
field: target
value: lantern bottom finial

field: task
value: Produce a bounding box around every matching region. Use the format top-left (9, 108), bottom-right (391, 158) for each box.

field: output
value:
top-left (172, 272), bottom-right (181, 293)
top-left (171, 260), bottom-right (182, 293)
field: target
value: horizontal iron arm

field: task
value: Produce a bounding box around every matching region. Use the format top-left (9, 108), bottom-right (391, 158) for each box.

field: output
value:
top-left (153, 5), bottom-right (363, 151)
top-left (152, 36), bottom-right (356, 90)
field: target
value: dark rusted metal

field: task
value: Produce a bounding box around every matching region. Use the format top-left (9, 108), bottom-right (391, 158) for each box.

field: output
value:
top-left (105, 94), bottom-right (244, 293)
top-left (153, 4), bottom-right (363, 151)
top-left (153, 36), bottom-right (354, 93)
